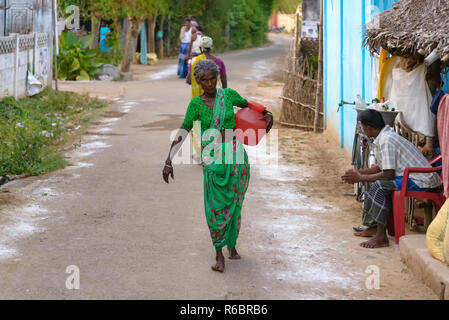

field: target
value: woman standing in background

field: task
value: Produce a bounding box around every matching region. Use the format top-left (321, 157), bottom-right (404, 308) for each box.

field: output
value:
top-left (99, 22), bottom-right (111, 53)
top-left (178, 19), bottom-right (192, 78)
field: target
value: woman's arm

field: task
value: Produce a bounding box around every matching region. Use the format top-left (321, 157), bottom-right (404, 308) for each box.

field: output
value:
top-left (186, 33), bottom-right (196, 60)
top-left (163, 128), bottom-right (190, 184)
top-left (179, 27), bottom-right (184, 43)
top-left (221, 75), bottom-right (227, 89)
top-left (163, 100), bottom-right (197, 183)
top-left (216, 59), bottom-right (228, 89)
top-left (186, 62), bottom-right (192, 85)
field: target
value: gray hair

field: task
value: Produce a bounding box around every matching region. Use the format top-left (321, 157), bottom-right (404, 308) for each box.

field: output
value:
top-left (194, 59), bottom-right (219, 83)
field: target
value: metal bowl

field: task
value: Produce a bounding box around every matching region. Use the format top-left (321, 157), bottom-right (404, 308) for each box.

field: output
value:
top-left (354, 108), bottom-right (401, 127)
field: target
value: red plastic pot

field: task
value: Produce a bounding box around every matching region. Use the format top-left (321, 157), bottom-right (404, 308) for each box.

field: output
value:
top-left (235, 101), bottom-right (267, 146)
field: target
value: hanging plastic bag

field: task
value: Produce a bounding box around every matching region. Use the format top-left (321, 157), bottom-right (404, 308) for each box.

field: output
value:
top-left (389, 64), bottom-right (435, 137)
top-left (26, 71), bottom-right (43, 97)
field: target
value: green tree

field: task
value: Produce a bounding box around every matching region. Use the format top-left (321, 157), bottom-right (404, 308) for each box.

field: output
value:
top-left (101, 0), bottom-right (168, 72)
top-left (227, 0), bottom-right (268, 50)
top-left (273, 0), bottom-right (302, 13)
top-left (59, 0), bottom-right (276, 71)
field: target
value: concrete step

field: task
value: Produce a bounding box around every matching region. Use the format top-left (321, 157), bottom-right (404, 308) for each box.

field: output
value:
top-left (400, 235), bottom-right (449, 300)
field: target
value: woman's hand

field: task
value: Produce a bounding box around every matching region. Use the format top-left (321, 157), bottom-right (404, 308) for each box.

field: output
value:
top-left (261, 110), bottom-right (274, 133)
top-left (162, 161), bottom-right (174, 184)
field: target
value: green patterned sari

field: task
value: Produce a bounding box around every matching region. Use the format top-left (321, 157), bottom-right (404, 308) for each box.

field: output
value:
top-left (201, 88), bottom-right (250, 251)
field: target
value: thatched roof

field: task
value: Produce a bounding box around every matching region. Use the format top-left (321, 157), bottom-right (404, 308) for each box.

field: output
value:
top-left (364, 0), bottom-right (449, 62)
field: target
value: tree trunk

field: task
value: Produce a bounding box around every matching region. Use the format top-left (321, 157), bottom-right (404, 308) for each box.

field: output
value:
top-left (114, 18), bottom-right (123, 37)
top-left (120, 16), bottom-right (143, 73)
top-left (147, 14), bottom-right (157, 53)
top-left (90, 15), bottom-right (100, 50)
top-left (157, 17), bottom-right (164, 58)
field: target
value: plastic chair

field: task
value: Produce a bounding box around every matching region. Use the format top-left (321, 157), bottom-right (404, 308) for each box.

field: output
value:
top-left (388, 155), bottom-right (446, 244)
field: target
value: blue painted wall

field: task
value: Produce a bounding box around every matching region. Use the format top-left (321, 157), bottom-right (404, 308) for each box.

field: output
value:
top-left (323, 0), bottom-right (398, 153)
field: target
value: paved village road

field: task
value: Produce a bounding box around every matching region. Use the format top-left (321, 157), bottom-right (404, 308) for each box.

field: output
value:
top-left (0, 35), bottom-right (437, 299)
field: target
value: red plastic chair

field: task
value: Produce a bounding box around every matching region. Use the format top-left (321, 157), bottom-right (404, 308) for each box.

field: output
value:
top-left (388, 155), bottom-right (446, 244)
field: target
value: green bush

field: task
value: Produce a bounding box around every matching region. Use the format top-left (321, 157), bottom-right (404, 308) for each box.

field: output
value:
top-left (165, 0), bottom-right (271, 55)
top-left (229, 0), bottom-right (268, 50)
top-left (57, 31), bottom-right (104, 81)
top-left (0, 89), bottom-right (107, 176)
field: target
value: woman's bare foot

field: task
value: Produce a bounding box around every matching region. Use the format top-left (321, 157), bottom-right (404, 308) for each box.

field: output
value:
top-left (354, 226), bottom-right (377, 237)
top-left (228, 247), bottom-right (241, 260)
top-left (211, 250), bottom-right (225, 272)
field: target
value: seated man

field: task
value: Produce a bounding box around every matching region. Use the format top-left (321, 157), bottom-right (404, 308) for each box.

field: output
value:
top-left (342, 109), bottom-right (442, 249)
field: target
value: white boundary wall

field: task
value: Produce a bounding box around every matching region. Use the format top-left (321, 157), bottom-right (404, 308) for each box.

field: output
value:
top-left (0, 33), bottom-right (50, 99)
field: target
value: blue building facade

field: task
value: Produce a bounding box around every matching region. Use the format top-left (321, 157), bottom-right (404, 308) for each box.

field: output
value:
top-left (323, 0), bottom-right (398, 152)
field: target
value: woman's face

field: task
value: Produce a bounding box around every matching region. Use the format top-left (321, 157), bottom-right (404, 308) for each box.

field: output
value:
top-left (200, 71), bottom-right (217, 95)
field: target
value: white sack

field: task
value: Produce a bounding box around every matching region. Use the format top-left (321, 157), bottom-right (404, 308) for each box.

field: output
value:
top-left (389, 64), bottom-right (435, 137)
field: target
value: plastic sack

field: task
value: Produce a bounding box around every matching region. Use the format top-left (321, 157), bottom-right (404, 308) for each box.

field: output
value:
top-left (26, 71), bottom-right (43, 97)
top-left (389, 64), bottom-right (435, 137)
top-left (426, 200), bottom-right (449, 263)
top-left (444, 219), bottom-right (449, 265)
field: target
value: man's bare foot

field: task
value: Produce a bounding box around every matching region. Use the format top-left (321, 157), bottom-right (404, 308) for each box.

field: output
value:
top-left (228, 247), bottom-right (241, 260)
top-left (354, 226), bottom-right (377, 237)
top-left (211, 250), bottom-right (225, 272)
top-left (360, 236), bottom-right (389, 249)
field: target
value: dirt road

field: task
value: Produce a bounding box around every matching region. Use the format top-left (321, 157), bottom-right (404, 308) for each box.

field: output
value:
top-left (0, 35), bottom-right (437, 299)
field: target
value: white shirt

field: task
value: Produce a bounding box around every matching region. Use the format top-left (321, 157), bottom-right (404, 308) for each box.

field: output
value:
top-left (180, 27), bottom-right (192, 44)
top-left (373, 126), bottom-right (441, 188)
top-left (191, 34), bottom-right (202, 55)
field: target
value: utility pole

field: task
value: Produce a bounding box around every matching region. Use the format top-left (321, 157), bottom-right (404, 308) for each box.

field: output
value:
top-left (52, 0), bottom-right (59, 91)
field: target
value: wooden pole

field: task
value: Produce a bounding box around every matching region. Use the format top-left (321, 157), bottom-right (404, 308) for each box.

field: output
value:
top-left (14, 34), bottom-right (19, 99)
top-left (53, 0), bottom-right (59, 91)
top-left (313, 0), bottom-right (324, 133)
top-left (293, 5), bottom-right (301, 72)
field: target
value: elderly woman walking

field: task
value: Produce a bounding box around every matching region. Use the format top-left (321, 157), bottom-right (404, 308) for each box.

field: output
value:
top-left (162, 60), bottom-right (273, 272)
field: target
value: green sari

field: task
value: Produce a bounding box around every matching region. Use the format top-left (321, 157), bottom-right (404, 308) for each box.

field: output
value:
top-left (201, 88), bottom-right (250, 251)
